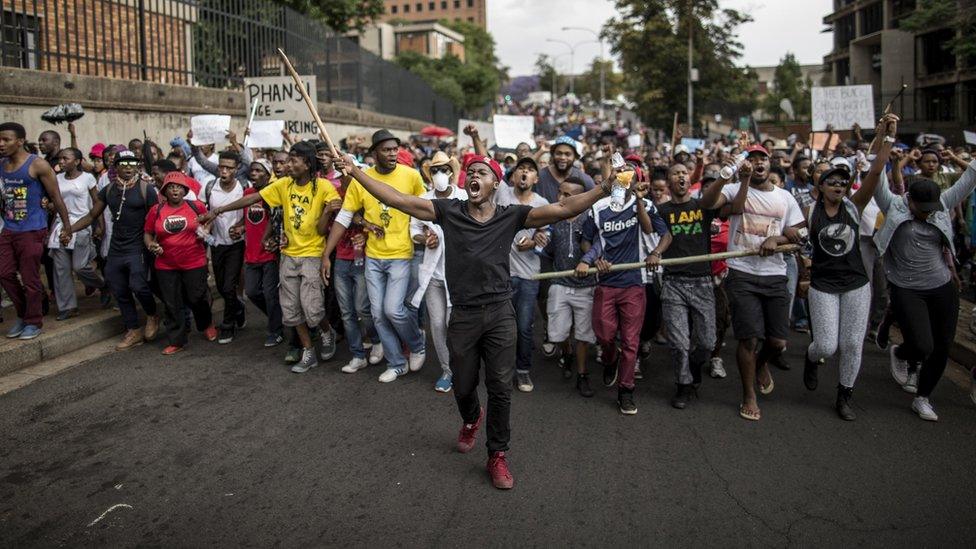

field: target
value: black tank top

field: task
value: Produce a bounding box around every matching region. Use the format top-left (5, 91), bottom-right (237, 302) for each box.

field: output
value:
top-left (809, 197), bottom-right (869, 293)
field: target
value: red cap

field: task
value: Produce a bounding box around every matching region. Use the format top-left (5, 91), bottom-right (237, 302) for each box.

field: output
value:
top-left (89, 143), bottom-right (106, 159)
top-left (744, 144), bottom-right (769, 157)
top-left (462, 154), bottom-right (503, 182)
top-left (396, 148), bottom-right (415, 167)
top-left (161, 171), bottom-right (190, 192)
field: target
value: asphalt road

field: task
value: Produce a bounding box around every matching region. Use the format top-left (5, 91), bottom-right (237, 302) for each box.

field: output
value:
top-left (1, 307), bottom-right (975, 547)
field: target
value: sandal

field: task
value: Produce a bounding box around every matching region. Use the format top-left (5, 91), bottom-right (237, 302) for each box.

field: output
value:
top-left (739, 404), bottom-right (761, 421)
top-left (758, 371), bottom-right (775, 395)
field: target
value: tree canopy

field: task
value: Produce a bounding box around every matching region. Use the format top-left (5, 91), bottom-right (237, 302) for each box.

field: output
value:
top-left (759, 53), bottom-right (813, 122)
top-left (276, 0), bottom-right (384, 33)
top-left (899, 0), bottom-right (976, 61)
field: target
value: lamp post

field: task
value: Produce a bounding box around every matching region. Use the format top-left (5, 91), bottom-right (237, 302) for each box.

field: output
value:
top-left (561, 26), bottom-right (606, 116)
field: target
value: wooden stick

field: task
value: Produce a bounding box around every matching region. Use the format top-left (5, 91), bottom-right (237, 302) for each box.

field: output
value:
top-left (670, 112), bottom-right (679, 153)
top-left (531, 245), bottom-right (800, 281)
top-left (276, 48), bottom-right (341, 161)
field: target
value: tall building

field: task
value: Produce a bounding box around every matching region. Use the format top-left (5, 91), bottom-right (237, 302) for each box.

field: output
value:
top-left (380, 0), bottom-right (487, 28)
top-left (823, 0), bottom-right (975, 139)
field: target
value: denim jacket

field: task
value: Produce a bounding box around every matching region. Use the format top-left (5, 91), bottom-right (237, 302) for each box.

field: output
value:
top-left (873, 160), bottom-right (976, 256)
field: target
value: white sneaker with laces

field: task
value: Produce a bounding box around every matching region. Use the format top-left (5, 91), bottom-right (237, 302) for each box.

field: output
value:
top-left (341, 357), bottom-right (368, 374)
top-left (710, 357), bottom-right (727, 379)
top-left (369, 343), bottom-right (385, 365)
top-left (408, 349), bottom-right (426, 372)
top-left (378, 366), bottom-right (406, 383)
top-left (903, 370), bottom-right (919, 394)
top-left (889, 345), bottom-right (909, 385)
top-left (911, 396), bottom-right (938, 421)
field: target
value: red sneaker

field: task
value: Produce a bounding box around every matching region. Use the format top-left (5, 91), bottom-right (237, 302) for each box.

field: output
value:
top-left (162, 345), bottom-right (184, 355)
top-left (486, 451), bottom-right (514, 490)
top-left (203, 325), bottom-right (218, 342)
top-left (456, 407), bottom-right (484, 454)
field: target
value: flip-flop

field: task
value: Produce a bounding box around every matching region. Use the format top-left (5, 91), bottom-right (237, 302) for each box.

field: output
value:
top-left (739, 405), bottom-right (761, 421)
top-left (758, 375), bottom-right (775, 395)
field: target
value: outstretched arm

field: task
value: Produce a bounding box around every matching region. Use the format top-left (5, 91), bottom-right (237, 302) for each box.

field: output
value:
top-left (197, 192), bottom-right (264, 224)
top-left (334, 155), bottom-right (436, 221)
top-left (525, 182), bottom-right (610, 228)
top-left (852, 113), bottom-right (898, 212)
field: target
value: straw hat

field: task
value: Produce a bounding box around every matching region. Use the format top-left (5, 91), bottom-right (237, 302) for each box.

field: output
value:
top-left (422, 151), bottom-right (461, 185)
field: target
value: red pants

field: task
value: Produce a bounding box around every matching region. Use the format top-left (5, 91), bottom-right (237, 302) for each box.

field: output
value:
top-left (0, 229), bottom-right (48, 327)
top-left (592, 285), bottom-right (646, 390)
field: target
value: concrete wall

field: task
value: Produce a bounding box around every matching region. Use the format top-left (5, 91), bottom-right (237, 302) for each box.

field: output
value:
top-left (0, 67), bottom-right (431, 149)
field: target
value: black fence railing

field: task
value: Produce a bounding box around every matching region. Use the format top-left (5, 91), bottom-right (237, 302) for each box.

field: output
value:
top-left (0, 0), bottom-right (460, 127)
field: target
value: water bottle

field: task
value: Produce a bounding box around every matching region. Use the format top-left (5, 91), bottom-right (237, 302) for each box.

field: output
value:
top-left (534, 228), bottom-right (551, 255)
top-left (798, 227), bottom-right (813, 258)
top-left (353, 242), bottom-right (365, 267)
top-left (719, 151), bottom-right (749, 180)
top-left (610, 183), bottom-right (626, 210)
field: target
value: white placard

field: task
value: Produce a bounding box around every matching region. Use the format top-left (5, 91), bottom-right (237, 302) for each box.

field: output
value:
top-left (245, 120), bottom-right (285, 149)
top-left (810, 85), bottom-right (875, 131)
top-left (964, 130), bottom-right (976, 145)
top-left (244, 75), bottom-right (318, 140)
top-left (492, 115), bottom-right (535, 149)
top-left (190, 115), bottom-right (231, 146)
top-left (626, 134), bottom-right (642, 148)
top-left (457, 118), bottom-right (495, 150)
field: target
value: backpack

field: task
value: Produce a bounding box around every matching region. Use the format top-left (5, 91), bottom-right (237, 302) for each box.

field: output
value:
top-left (204, 178), bottom-right (244, 208)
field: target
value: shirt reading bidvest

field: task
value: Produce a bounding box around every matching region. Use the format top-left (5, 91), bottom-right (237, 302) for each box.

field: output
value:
top-left (342, 165), bottom-right (426, 260)
top-left (583, 195), bottom-right (667, 288)
top-left (144, 200), bottom-right (208, 271)
top-left (259, 176), bottom-right (340, 258)
top-left (242, 187), bottom-right (277, 265)
top-left (432, 199), bottom-right (532, 306)
top-left (657, 198), bottom-right (716, 277)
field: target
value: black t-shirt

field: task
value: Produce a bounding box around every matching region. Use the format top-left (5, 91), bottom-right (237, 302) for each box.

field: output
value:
top-left (432, 198), bottom-right (532, 306)
top-left (809, 197), bottom-right (868, 293)
top-left (658, 198), bottom-right (715, 277)
top-left (99, 181), bottom-right (158, 256)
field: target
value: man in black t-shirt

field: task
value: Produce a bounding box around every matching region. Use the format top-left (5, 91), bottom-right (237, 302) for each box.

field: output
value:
top-left (330, 153), bottom-right (611, 491)
top-left (648, 163), bottom-right (719, 409)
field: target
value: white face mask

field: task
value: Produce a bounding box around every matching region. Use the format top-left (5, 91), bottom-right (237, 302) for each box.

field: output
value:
top-left (432, 171), bottom-right (451, 192)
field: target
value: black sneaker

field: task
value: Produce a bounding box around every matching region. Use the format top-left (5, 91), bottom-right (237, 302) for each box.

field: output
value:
top-left (618, 389), bottom-right (637, 415)
top-left (236, 309), bottom-right (247, 329)
top-left (576, 373), bottom-right (594, 398)
top-left (804, 352), bottom-right (821, 391)
top-left (603, 358), bottom-right (618, 387)
top-left (559, 354), bottom-right (576, 379)
top-left (671, 384), bottom-right (693, 409)
top-left (217, 326), bottom-right (235, 345)
top-left (836, 385), bottom-right (856, 421)
top-left (771, 354), bottom-right (791, 371)
top-left (876, 321), bottom-right (891, 351)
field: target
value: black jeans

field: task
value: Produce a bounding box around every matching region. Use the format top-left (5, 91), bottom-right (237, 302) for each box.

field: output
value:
top-left (244, 261), bottom-right (283, 337)
top-left (448, 300), bottom-right (516, 455)
top-left (640, 280), bottom-right (663, 342)
top-left (157, 267), bottom-right (213, 346)
top-left (104, 253), bottom-right (157, 330)
top-left (211, 241), bottom-right (245, 328)
top-left (890, 281), bottom-right (959, 397)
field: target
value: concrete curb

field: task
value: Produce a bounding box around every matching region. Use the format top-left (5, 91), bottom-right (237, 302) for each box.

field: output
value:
top-left (0, 309), bottom-right (123, 377)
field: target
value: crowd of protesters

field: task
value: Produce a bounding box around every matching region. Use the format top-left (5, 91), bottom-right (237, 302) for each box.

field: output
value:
top-left (2, 101), bottom-right (976, 489)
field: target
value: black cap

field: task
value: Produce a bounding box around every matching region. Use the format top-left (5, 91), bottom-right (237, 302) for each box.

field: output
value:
top-left (819, 165), bottom-right (851, 185)
top-left (514, 156), bottom-right (538, 171)
top-left (113, 150), bottom-right (138, 165)
top-left (368, 129), bottom-right (400, 152)
top-left (908, 179), bottom-right (942, 213)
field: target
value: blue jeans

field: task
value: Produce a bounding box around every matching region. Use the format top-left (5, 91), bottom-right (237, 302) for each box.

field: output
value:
top-left (784, 254), bottom-right (809, 327)
top-left (408, 246), bottom-right (426, 327)
top-left (365, 257), bottom-right (424, 368)
top-left (511, 276), bottom-right (540, 373)
top-left (333, 258), bottom-right (377, 359)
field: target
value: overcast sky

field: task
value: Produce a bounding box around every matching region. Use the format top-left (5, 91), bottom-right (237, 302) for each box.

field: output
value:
top-left (488, 0), bottom-right (833, 76)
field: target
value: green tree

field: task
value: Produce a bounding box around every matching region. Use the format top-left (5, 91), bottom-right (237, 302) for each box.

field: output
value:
top-left (575, 58), bottom-right (625, 102)
top-left (760, 53), bottom-right (812, 122)
top-left (535, 54), bottom-right (566, 95)
top-left (275, 0), bottom-right (384, 33)
top-left (899, 0), bottom-right (976, 61)
top-left (603, 0), bottom-right (757, 130)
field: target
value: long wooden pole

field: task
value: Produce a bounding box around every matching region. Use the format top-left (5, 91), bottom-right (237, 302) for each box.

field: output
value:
top-left (531, 245), bottom-right (800, 281)
top-left (276, 48), bottom-right (342, 161)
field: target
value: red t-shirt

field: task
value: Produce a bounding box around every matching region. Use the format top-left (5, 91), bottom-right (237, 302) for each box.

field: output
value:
top-left (330, 177), bottom-right (362, 262)
top-left (710, 217), bottom-right (729, 277)
top-left (242, 187), bottom-right (277, 265)
top-left (144, 200), bottom-right (208, 271)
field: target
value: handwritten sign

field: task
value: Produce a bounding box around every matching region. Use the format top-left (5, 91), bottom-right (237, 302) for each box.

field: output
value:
top-left (492, 115), bottom-right (534, 149)
top-left (457, 119), bottom-right (495, 150)
top-left (680, 138), bottom-right (707, 152)
top-left (964, 130), bottom-right (976, 145)
top-left (190, 115), bottom-right (231, 146)
top-left (810, 85), bottom-right (875, 131)
top-left (246, 120), bottom-right (285, 149)
top-left (244, 75), bottom-right (318, 140)
top-left (626, 134), bottom-right (642, 149)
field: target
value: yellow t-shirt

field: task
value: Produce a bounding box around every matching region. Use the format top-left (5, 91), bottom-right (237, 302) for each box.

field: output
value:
top-left (342, 165), bottom-right (426, 260)
top-left (260, 176), bottom-right (340, 257)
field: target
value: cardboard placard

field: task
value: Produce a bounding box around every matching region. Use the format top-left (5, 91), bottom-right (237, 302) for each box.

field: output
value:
top-left (680, 138), bottom-right (707, 152)
top-left (810, 85), bottom-right (875, 131)
top-left (190, 115), bottom-right (231, 146)
top-left (245, 120), bottom-right (285, 149)
top-left (492, 115), bottom-right (535, 149)
top-left (244, 75), bottom-right (318, 140)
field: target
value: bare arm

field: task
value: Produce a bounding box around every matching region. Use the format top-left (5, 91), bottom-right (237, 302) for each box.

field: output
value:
top-left (463, 124), bottom-right (488, 158)
top-left (198, 192), bottom-right (264, 224)
top-left (525, 184), bottom-right (609, 228)
top-left (635, 194), bottom-right (652, 234)
top-left (35, 159), bottom-right (72, 241)
top-left (336, 156), bottom-right (436, 221)
top-left (852, 114), bottom-right (898, 212)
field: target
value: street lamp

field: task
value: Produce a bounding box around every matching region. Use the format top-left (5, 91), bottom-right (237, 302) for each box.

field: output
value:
top-left (561, 26), bottom-right (606, 115)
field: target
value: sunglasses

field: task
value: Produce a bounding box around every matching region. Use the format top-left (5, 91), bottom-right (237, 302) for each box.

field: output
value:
top-left (824, 178), bottom-right (849, 188)
top-left (117, 160), bottom-right (139, 167)
top-left (429, 165), bottom-right (452, 174)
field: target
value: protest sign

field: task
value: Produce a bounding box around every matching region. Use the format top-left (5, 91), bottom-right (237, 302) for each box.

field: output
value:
top-left (810, 85), bottom-right (875, 131)
top-left (626, 133), bottom-right (642, 149)
top-left (245, 120), bottom-right (285, 149)
top-left (808, 132), bottom-right (842, 151)
top-left (190, 115), bottom-right (231, 146)
top-left (457, 119), bottom-right (495, 150)
top-left (493, 115), bottom-right (534, 149)
top-left (964, 131), bottom-right (976, 146)
top-left (680, 138), bottom-right (706, 152)
top-left (244, 75), bottom-right (318, 140)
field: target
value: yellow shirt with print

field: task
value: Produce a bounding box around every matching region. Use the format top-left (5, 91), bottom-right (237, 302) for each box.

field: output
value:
top-left (259, 176), bottom-right (340, 257)
top-left (343, 164), bottom-right (426, 260)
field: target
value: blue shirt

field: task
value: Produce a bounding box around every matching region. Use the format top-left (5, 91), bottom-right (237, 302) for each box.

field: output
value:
top-left (1, 154), bottom-right (48, 232)
top-left (582, 195), bottom-right (667, 288)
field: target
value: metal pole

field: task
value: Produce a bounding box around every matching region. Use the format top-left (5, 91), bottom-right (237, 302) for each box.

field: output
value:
top-left (687, 2), bottom-right (693, 134)
top-left (569, 46), bottom-right (575, 95)
top-left (138, 0), bottom-right (148, 80)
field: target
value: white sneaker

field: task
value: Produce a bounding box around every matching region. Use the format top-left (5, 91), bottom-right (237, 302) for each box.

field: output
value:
top-left (341, 356), bottom-right (368, 374)
top-left (709, 357), bottom-right (727, 379)
top-left (408, 349), bottom-right (426, 372)
top-left (378, 366), bottom-right (407, 383)
top-left (368, 343), bottom-right (384, 365)
top-left (889, 345), bottom-right (909, 385)
top-left (903, 370), bottom-right (919, 394)
top-left (911, 396), bottom-right (938, 421)
top-left (542, 341), bottom-right (557, 357)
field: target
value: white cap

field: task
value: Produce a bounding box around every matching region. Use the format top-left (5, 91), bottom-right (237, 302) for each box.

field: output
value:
top-left (673, 144), bottom-right (690, 157)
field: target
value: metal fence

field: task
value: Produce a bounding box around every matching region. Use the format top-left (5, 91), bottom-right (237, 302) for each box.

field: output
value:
top-left (0, 0), bottom-right (460, 127)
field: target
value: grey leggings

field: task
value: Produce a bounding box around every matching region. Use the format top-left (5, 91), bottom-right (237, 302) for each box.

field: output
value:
top-left (424, 279), bottom-right (451, 374)
top-left (806, 283), bottom-right (871, 388)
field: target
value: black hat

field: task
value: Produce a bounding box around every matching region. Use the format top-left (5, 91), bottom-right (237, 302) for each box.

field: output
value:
top-left (368, 129), bottom-right (401, 152)
top-left (113, 150), bottom-right (138, 165)
top-left (907, 179), bottom-right (942, 213)
top-left (514, 156), bottom-right (538, 171)
top-left (819, 165), bottom-right (852, 185)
